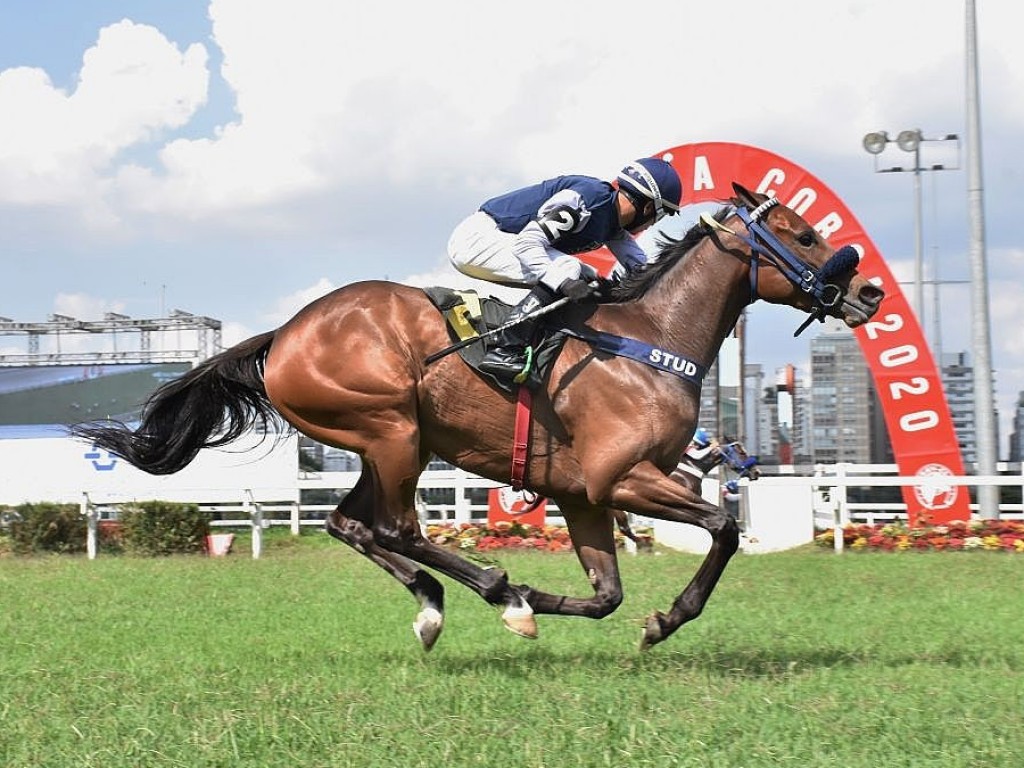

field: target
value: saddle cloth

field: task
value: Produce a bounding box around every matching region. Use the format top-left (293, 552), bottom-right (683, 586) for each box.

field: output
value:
top-left (423, 287), bottom-right (567, 393)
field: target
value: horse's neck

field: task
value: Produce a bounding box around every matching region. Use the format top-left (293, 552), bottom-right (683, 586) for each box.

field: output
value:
top-left (636, 242), bottom-right (748, 364)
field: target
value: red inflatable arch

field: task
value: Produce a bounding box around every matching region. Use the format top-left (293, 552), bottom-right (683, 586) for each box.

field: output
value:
top-left (582, 142), bottom-right (968, 525)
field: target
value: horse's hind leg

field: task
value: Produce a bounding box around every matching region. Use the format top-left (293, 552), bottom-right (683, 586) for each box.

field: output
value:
top-left (360, 436), bottom-right (543, 639)
top-left (325, 466), bottom-right (446, 650)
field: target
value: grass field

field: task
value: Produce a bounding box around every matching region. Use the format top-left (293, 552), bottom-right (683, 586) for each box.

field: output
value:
top-left (2, 533), bottom-right (1022, 767)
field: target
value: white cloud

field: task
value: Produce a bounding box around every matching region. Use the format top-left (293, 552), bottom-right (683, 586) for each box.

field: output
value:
top-left (1, 0), bottom-right (1023, 452)
top-left (0, 20), bottom-right (207, 214)
top-left (53, 292), bottom-right (126, 320)
top-left (263, 277), bottom-right (338, 327)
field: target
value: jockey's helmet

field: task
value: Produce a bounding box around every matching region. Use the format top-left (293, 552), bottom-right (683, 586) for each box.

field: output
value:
top-left (617, 157), bottom-right (682, 225)
top-left (692, 427), bottom-right (711, 448)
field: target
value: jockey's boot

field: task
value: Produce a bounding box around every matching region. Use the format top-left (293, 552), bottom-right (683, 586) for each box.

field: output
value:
top-left (478, 284), bottom-right (558, 383)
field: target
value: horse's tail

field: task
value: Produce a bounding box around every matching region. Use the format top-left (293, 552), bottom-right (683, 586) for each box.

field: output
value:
top-left (70, 331), bottom-right (280, 475)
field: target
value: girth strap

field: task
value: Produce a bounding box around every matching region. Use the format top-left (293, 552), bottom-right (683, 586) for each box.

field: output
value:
top-left (511, 385), bottom-right (532, 491)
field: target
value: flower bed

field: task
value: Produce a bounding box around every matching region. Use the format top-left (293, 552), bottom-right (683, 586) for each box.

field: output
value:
top-left (815, 519), bottom-right (1024, 552)
top-left (424, 520), bottom-right (653, 552)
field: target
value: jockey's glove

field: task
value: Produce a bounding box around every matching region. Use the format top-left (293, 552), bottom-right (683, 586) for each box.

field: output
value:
top-left (559, 277), bottom-right (596, 302)
top-left (594, 275), bottom-right (621, 300)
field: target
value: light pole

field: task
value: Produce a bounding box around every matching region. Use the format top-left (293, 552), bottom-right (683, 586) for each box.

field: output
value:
top-left (862, 130), bottom-right (960, 338)
top-left (965, 0), bottom-right (998, 516)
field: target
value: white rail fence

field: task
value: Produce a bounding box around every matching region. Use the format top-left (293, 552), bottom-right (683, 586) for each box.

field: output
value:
top-left (809, 462), bottom-right (1023, 554)
top-left (78, 464), bottom-right (1023, 560)
top-left (1, 436), bottom-right (1020, 559)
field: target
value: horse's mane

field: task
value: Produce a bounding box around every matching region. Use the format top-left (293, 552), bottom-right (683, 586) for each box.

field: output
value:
top-left (608, 204), bottom-right (734, 303)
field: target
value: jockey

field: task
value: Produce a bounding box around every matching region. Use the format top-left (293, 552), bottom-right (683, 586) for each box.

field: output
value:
top-left (690, 427), bottom-right (713, 450)
top-left (447, 157), bottom-right (683, 382)
top-left (681, 427), bottom-right (721, 475)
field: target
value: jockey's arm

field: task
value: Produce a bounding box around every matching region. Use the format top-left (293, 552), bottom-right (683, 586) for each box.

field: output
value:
top-left (604, 231), bottom-right (648, 273)
top-left (510, 189), bottom-right (593, 291)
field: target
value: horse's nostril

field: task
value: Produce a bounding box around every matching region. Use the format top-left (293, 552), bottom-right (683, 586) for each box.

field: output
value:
top-left (861, 285), bottom-right (885, 305)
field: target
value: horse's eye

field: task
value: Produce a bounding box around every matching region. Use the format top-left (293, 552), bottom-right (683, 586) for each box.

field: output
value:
top-left (797, 232), bottom-right (816, 247)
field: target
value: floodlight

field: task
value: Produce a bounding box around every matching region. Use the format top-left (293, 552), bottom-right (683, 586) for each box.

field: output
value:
top-left (862, 131), bottom-right (889, 155)
top-left (896, 129), bottom-right (922, 152)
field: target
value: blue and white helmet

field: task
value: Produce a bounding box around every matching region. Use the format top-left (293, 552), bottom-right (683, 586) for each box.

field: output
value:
top-left (617, 157), bottom-right (683, 224)
top-left (692, 427), bottom-right (711, 448)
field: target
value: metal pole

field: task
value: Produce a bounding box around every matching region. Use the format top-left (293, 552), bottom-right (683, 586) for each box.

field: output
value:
top-left (965, 0), bottom-right (999, 516)
top-left (931, 245), bottom-right (943, 363)
top-left (911, 148), bottom-right (925, 324)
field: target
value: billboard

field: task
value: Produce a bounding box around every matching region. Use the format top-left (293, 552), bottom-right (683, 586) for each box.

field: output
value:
top-left (0, 432), bottom-right (299, 506)
top-left (0, 363), bottom-right (190, 435)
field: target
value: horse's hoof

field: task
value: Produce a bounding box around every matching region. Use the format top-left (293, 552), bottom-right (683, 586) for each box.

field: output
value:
top-left (412, 606), bottom-right (444, 652)
top-left (639, 612), bottom-right (666, 652)
top-left (501, 600), bottom-right (538, 640)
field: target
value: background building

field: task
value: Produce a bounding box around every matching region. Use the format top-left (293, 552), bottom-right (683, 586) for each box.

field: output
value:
top-left (808, 320), bottom-right (880, 464)
top-left (1011, 392), bottom-right (1024, 462)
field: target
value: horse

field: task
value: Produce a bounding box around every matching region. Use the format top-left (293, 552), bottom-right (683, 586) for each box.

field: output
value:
top-left (71, 182), bottom-right (884, 651)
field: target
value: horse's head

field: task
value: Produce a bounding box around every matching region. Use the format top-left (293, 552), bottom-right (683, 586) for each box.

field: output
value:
top-left (723, 183), bottom-right (885, 335)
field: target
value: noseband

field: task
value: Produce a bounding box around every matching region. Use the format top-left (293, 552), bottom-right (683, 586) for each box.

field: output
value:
top-left (701, 197), bottom-right (860, 336)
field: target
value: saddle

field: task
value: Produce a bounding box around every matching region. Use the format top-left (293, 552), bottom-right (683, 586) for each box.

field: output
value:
top-left (423, 287), bottom-right (568, 393)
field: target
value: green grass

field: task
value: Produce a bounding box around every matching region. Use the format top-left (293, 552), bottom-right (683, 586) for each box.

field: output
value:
top-left (2, 535), bottom-right (1022, 767)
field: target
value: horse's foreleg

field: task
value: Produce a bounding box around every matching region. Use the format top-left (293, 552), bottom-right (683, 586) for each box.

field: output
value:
top-left (514, 503), bottom-right (624, 621)
top-left (610, 463), bottom-right (740, 650)
top-left (325, 467), bottom-right (446, 650)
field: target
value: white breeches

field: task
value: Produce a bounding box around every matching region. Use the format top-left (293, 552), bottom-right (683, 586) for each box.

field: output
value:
top-left (447, 211), bottom-right (585, 292)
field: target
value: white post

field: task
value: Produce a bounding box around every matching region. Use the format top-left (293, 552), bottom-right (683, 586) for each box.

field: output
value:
top-left (833, 464), bottom-right (848, 554)
top-left (290, 500), bottom-right (300, 536)
top-left (246, 490), bottom-right (263, 559)
top-left (453, 469), bottom-right (472, 523)
top-left (82, 493), bottom-right (98, 561)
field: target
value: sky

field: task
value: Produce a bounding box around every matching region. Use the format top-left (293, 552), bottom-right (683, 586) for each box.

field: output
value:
top-left (1, 0), bottom-right (1023, 456)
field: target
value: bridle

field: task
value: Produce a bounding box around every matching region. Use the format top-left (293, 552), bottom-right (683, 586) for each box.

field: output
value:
top-left (700, 197), bottom-right (860, 336)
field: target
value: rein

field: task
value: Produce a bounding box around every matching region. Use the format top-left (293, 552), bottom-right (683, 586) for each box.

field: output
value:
top-left (700, 198), bottom-right (860, 336)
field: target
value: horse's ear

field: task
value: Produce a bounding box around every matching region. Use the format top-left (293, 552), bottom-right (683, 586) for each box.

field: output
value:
top-left (731, 182), bottom-right (764, 208)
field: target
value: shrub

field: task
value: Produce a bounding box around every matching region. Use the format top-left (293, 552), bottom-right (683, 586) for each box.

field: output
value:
top-left (119, 501), bottom-right (210, 556)
top-left (6, 502), bottom-right (87, 554)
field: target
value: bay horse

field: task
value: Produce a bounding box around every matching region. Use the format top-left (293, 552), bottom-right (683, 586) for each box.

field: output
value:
top-left (71, 183), bottom-right (884, 651)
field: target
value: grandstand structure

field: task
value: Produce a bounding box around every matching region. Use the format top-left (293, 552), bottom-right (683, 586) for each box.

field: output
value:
top-left (0, 311), bottom-right (222, 432)
top-left (0, 310), bottom-right (221, 365)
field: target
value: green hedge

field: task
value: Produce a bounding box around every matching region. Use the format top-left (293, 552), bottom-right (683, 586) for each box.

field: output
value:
top-left (5, 502), bottom-right (86, 555)
top-left (118, 501), bottom-right (210, 556)
top-left (0, 500), bottom-right (210, 556)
